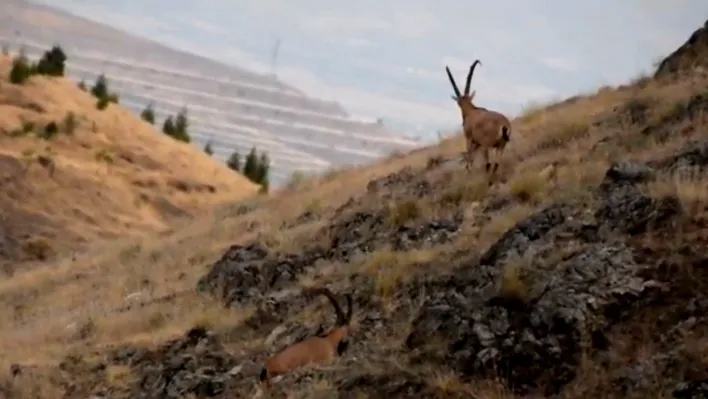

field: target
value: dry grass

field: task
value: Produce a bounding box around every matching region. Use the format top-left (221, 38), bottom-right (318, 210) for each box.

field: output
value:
top-left (0, 55), bottom-right (707, 397)
top-left (359, 248), bottom-right (439, 297)
top-left (642, 174), bottom-right (708, 218)
top-left (0, 55), bottom-right (259, 265)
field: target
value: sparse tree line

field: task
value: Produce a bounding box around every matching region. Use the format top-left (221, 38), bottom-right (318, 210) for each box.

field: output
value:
top-left (4, 42), bottom-right (271, 192)
top-left (138, 102), bottom-right (191, 144)
top-left (221, 144), bottom-right (271, 192)
top-left (7, 44), bottom-right (66, 84)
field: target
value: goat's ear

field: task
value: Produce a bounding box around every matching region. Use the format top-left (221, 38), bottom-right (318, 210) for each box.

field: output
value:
top-left (469, 90), bottom-right (477, 101)
top-left (450, 95), bottom-right (458, 101)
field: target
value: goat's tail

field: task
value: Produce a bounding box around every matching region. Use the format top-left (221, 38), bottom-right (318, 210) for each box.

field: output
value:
top-left (501, 126), bottom-right (510, 142)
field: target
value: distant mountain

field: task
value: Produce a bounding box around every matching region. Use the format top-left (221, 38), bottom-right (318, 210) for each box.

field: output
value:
top-left (0, 0), bottom-right (421, 186)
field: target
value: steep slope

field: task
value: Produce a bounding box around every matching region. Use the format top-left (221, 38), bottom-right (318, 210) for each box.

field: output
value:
top-left (655, 18), bottom-right (708, 78)
top-left (2, 24), bottom-right (708, 399)
top-left (0, 55), bottom-right (258, 271)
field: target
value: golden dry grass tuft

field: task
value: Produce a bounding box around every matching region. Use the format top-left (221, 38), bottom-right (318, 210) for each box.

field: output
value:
top-left (0, 55), bottom-right (259, 267)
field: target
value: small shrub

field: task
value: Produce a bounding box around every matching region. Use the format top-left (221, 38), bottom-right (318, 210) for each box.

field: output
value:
top-left (8, 128), bottom-right (24, 137)
top-left (20, 148), bottom-right (35, 159)
top-left (95, 149), bottom-right (113, 164)
top-left (388, 199), bottom-right (421, 227)
top-left (9, 53), bottom-right (33, 84)
top-left (22, 238), bottom-right (54, 261)
top-left (91, 74), bottom-right (119, 110)
top-left (507, 171), bottom-right (548, 203)
top-left (96, 96), bottom-right (110, 110)
top-left (75, 316), bottom-right (97, 340)
top-left (39, 121), bottom-right (59, 140)
top-left (90, 74), bottom-right (109, 99)
top-left (105, 365), bottom-right (133, 387)
top-left (62, 112), bottom-right (77, 134)
top-left (9, 120), bottom-right (35, 137)
top-left (22, 120), bottom-right (35, 133)
top-left (77, 80), bottom-right (87, 91)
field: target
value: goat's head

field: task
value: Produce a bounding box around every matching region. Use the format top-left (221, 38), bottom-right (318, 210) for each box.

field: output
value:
top-left (445, 60), bottom-right (482, 117)
top-left (306, 287), bottom-right (353, 344)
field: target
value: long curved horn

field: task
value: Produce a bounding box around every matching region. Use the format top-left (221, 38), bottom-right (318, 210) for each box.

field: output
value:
top-left (464, 59), bottom-right (482, 96)
top-left (305, 287), bottom-right (346, 326)
top-left (445, 66), bottom-right (461, 98)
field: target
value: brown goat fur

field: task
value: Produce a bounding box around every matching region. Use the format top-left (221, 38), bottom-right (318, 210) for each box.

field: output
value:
top-left (445, 60), bottom-right (513, 176)
top-left (259, 287), bottom-right (353, 389)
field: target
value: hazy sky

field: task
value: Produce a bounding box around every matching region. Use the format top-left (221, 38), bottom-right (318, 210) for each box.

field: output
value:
top-left (33, 0), bottom-right (708, 137)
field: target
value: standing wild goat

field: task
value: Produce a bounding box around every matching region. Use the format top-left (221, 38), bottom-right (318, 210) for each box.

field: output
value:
top-left (446, 60), bottom-right (513, 175)
top-left (259, 287), bottom-right (353, 388)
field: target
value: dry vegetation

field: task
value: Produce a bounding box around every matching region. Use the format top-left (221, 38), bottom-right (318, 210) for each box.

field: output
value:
top-left (1, 23), bottom-right (708, 399)
top-left (0, 55), bottom-right (258, 271)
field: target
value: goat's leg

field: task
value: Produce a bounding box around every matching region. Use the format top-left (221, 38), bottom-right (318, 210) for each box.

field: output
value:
top-left (464, 140), bottom-right (479, 171)
top-left (491, 148), bottom-right (501, 175)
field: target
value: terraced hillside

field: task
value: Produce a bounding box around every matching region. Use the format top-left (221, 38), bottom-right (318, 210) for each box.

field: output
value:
top-left (0, 55), bottom-right (258, 274)
top-left (2, 17), bottom-right (708, 399)
top-left (0, 0), bottom-right (421, 186)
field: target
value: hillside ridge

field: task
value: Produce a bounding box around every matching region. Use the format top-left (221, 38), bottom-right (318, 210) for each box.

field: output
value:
top-left (0, 54), bottom-right (258, 272)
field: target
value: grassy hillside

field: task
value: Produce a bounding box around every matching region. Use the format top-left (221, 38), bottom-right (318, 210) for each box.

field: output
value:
top-left (0, 55), bottom-right (259, 272)
top-left (1, 22), bottom-right (708, 399)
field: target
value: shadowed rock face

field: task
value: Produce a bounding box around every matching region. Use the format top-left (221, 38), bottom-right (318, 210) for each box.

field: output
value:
top-left (196, 202), bottom-right (461, 315)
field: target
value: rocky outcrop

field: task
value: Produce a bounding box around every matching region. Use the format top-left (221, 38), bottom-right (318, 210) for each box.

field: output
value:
top-left (655, 19), bottom-right (708, 79)
top-left (405, 143), bottom-right (708, 395)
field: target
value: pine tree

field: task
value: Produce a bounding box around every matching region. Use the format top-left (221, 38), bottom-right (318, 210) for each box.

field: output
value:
top-left (226, 151), bottom-right (241, 171)
top-left (140, 103), bottom-right (156, 124)
top-left (255, 151), bottom-right (270, 184)
top-left (204, 140), bottom-right (214, 156)
top-left (90, 74), bottom-right (109, 100)
top-left (171, 107), bottom-right (190, 143)
top-left (35, 45), bottom-right (67, 76)
top-left (242, 147), bottom-right (259, 181)
top-left (175, 107), bottom-right (188, 133)
top-left (162, 116), bottom-right (175, 137)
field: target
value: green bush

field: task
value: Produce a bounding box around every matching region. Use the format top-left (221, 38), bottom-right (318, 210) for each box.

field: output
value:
top-left (9, 53), bottom-right (33, 84)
